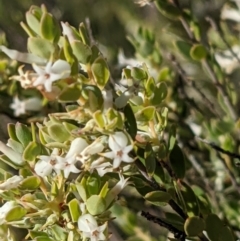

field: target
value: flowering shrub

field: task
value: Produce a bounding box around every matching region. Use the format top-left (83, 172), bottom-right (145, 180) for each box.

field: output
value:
top-left (0, 1), bottom-right (239, 241)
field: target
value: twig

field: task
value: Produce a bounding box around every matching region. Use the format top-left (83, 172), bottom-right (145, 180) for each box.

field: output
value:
top-left (170, 0), bottom-right (238, 121)
top-left (216, 152), bottom-right (240, 195)
top-left (206, 16), bottom-right (240, 64)
top-left (169, 54), bottom-right (220, 118)
top-left (135, 159), bottom-right (187, 220)
top-left (196, 137), bottom-right (240, 195)
top-left (196, 137), bottom-right (240, 160)
top-left (141, 211), bottom-right (186, 241)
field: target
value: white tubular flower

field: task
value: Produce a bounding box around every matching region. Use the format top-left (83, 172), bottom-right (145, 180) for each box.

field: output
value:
top-left (55, 138), bottom-right (89, 178)
top-left (78, 214), bottom-right (107, 241)
top-left (0, 176), bottom-right (23, 191)
top-left (79, 139), bottom-right (105, 164)
top-left (221, 4), bottom-right (240, 22)
top-left (101, 132), bottom-right (134, 168)
top-left (0, 142), bottom-right (24, 166)
top-left (0, 46), bottom-right (46, 65)
top-left (10, 96), bottom-right (42, 116)
top-left (32, 60), bottom-right (71, 92)
top-left (105, 174), bottom-right (130, 208)
top-left (90, 158), bottom-right (113, 177)
top-left (215, 46), bottom-right (240, 74)
top-left (0, 201), bottom-right (16, 225)
top-left (34, 148), bottom-right (61, 177)
top-left (61, 22), bottom-right (79, 43)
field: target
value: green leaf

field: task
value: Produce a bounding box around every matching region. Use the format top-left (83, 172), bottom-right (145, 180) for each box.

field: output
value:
top-left (93, 110), bottom-right (106, 129)
top-left (184, 216), bottom-right (205, 237)
top-left (169, 144), bottom-right (185, 179)
top-left (180, 181), bottom-right (199, 217)
top-left (7, 124), bottom-right (19, 142)
top-left (205, 214), bottom-right (222, 241)
top-left (30, 231), bottom-right (49, 239)
top-left (135, 106), bottom-right (155, 122)
top-left (19, 176), bottom-right (41, 190)
top-left (25, 7), bottom-right (41, 35)
top-left (28, 37), bottom-right (55, 59)
top-left (144, 191), bottom-right (171, 206)
top-left (76, 183), bottom-right (87, 202)
top-left (124, 104), bottom-right (137, 139)
top-left (35, 238), bottom-right (54, 241)
top-left (40, 12), bottom-right (60, 42)
top-left (68, 198), bottom-right (81, 222)
top-left (190, 44), bottom-right (207, 61)
top-left (155, 0), bottom-right (181, 20)
top-left (86, 173), bottom-right (100, 196)
top-left (5, 206), bottom-right (27, 222)
top-left (15, 123), bottom-right (32, 149)
top-left (86, 195), bottom-right (106, 215)
top-left (175, 41), bottom-right (192, 59)
top-left (23, 141), bottom-right (42, 162)
top-left (144, 143), bottom-right (156, 176)
top-left (51, 225), bottom-right (67, 241)
top-left (91, 57), bottom-right (110, 89)
top-left (219, 226), bottom-right (235, 241)
top-left (48, 124), bottom-right (71, 142)
top-left (151, 82), bottom-right (168, 105)
top-left (58, 85), bottom-right (82, 102)
top-left (83, 85), bottom-right (104, 112)
top-left (71, 40), bottom-right (92, 64)
top-left (131, 67), bottom-right (147, 80)
top-left (79, 22), bottom-right (90, 45)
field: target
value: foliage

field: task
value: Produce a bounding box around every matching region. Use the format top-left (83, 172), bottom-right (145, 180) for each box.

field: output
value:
top-left (0, 1), bottom-right (239, 241)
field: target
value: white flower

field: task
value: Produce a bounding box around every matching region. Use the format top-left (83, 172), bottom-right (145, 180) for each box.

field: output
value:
top-left (61, 22), bottom-right (79, 43)
top-left (105, 174), bottom-right (130, 208)
top-left (32, 60), bottom-right (71, 92)
top-left (34, 148), bottom-right (62, 177)
top-left (0, 176), bottom-right (23, 191)
top-left (10, 96), bottom-right (42, 116)
top-left (215, 45), bottom-right (240, 74)
top-left (101, 132), bottom-right (134, 168)
top-left (221, 3), bottom-right (240, 22)
top-left (0, 201), bottom-right (16, 225)
top-left (78, 214), bottom-right (107, 241)
top-left (90, 158), bottom-right (113, 177)
top-left (0, 46), bottom-right (46, 64)
top-left (55, 138), bottom-right (89, 178)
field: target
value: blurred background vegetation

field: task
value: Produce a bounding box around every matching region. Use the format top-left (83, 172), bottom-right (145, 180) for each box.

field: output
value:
top-left (0, 0), bottom-right (226, 61)
top-left (2, 0), bottom-right (240, 240)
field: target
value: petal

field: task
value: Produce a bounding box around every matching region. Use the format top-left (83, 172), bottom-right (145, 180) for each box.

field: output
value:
top-left (44, 79), bottom-right (54, 92)
top-left (66, 138), bottom-right (88, 158)
top-left (112, 132), bottom-right (128, 149)
top-left (113, 156), bottom-right (122, 168)
top-left (123, 144), bottom-right (133, 154)
top-left (32, 64), bottom-right (46, 75)
top-left (108, 135), bottom-right (121, 152)
top-left (33, 76), bottom-right (45, 86)
top-left (122, 154), bottom-right (134, 163)
top-left (51, 59), bottom-right (71, 73)
top-left (34, 160), bottom-right (53, 177)
top-left (101, 151), bottom-right (115, 160)
top-left (78, 214), bottom-right (97, 232)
